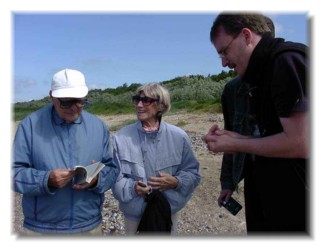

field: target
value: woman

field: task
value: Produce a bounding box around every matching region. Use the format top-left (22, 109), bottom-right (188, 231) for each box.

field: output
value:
top-left (112, 83), bottom-right (201, 235)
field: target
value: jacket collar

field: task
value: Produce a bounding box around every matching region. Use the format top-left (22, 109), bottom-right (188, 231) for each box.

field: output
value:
top-left (137, 118), bottom-right (164, 134)
top-left (242, 34), bottom-right (285, 87)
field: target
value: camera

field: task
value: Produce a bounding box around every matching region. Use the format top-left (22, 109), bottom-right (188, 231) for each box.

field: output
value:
top-left (221, 197), bottom-right (242, 216)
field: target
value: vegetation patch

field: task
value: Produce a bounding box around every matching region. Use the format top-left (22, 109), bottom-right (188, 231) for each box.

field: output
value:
top-left (13, 70), bottom-right (235, 121)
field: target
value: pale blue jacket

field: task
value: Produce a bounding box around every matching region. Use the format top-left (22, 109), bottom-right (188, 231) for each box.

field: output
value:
top-left (112, 121), bottom-right (201, 222)
top-left (13, 104), bottom-right (119, 233)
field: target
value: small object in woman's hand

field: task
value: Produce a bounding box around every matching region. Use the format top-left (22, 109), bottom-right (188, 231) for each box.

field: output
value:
top-left (138, 181), bottom-right (147, 187)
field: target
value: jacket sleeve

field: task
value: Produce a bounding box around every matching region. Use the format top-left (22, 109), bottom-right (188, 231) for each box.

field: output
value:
top-left (220, 154), bottom-right (235, 191)
top-left (13, 120), bottom-right (54, 196)
top-left (220, 83), bottom-right (236, 191)
top-left (111, 140), bottom-right (135, 202)
top-left (165, 136), bottom-right (201, 214)
top-left (91, 124), bottom-right (120, 194)
top-left (111, 138), bottom-right (146, 217)
top-left (111, 137), bottom-right (144, 200)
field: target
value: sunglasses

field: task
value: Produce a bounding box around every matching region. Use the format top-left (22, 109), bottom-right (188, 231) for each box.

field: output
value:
top-left (57, 98), bottom-right (88, 109)
top-left (132, 95), bottom-right (159, 106)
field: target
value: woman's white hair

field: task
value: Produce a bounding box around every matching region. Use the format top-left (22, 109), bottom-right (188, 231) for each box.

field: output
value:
top-left (136, 82), bottom-right (171, 115)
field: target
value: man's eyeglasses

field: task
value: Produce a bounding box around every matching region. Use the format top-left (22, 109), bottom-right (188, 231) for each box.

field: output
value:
top-left (132, 95), bottom-right (159, 106)
top-left (218, 34), bottom-right (239, 59)
top-left (57, 98), bottom-right (88, 109)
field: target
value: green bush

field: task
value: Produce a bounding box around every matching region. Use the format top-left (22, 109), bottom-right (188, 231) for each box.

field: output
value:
top-left (14, 107), bottom-right (42, 121)
top-left (13, 71), bottom-right (234, 120)
top-left (86, 102), bottom-right (134, 115)
top-left (171, 99), bottom-right (222, 114)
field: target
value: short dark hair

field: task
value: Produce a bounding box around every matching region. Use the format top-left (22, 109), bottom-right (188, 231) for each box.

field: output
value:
top-left (263, 15), bottom-right (275, 37)
top-left (210, 12), bottom-right (273, 43)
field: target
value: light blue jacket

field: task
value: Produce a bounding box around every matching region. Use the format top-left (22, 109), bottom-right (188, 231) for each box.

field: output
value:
top-left (112, 121), bottom-right (201, 221)
top-left (13, 104), bottom-right (119, 233)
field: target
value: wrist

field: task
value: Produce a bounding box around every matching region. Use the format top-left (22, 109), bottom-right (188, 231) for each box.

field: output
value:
top-left (173, 176), bottom-right (180, 189)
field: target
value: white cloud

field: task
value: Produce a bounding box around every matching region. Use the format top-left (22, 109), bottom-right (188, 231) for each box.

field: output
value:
top-left (87, 83), bottom-right (108, 90)
top-left (14, 78), bottom-right (37, 93)
top-left (275, 22), bottom-right (284, 34)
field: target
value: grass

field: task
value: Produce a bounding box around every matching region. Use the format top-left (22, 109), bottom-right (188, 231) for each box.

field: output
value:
top-left (13, 100), bottom-right (222, 121)
top-left (86, 103), bottom-right (134, 115)
top-left (108, 119), bottom-right (137, 132)
top-left (14, 107), bottom-right (42, 121)
top-left (171, 100), bottom-right (222, 114)
top-left (175, 120), bottom-right (188, 127)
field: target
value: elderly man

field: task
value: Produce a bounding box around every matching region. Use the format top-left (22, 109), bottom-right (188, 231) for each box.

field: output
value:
top-left (13, 68), bottom-right (119, 235)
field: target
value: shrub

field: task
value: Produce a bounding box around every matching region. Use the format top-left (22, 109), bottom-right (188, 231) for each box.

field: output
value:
top-left (13, 71), bottom-right (235, 120)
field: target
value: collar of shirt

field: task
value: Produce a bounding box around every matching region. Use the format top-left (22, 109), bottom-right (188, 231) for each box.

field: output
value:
top-left (137, 120), bottom-right (164, 134)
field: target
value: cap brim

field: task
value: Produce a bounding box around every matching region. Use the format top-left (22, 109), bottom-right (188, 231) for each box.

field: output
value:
top-left (51, 86), bottom-right (88, 98)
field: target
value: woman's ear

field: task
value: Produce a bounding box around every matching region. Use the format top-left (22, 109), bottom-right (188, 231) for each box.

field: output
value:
top-left (158, 103), bottom-right (164, 112)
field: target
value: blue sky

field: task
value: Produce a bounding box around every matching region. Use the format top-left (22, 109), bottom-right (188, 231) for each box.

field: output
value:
top-left (2, 1), bottom-right (320, 243)
top-left (13, 13), bottom-right (308, 102)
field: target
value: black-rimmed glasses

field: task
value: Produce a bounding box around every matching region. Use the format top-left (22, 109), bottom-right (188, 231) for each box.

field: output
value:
top-left (57, 98), bottom-right (88, 109)
top-left (218, 33), bottom-right (240, 59)
top-left (132, 95), bottom-right (159, 106)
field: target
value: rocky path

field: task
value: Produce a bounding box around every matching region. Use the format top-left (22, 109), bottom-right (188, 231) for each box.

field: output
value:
top-left (12, 113), bottom-right (246, 236)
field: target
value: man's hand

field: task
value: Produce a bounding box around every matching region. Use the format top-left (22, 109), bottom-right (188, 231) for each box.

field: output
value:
top-left (48, 169), bottom-right (75, 189)
top-left (72, 159), bottom-right (99, 190)
top-left (218, 189), bottom-right (233, 207)
top-left (202, 124), bottom-right (248, 154)
top-left (73, 176), bottom-right (98, 190)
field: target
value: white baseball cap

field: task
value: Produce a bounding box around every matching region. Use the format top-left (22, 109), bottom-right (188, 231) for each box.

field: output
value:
top-left (51, 68), bottom-right (88, 98)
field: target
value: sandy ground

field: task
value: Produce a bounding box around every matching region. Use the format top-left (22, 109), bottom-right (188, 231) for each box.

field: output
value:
top-left (12, 112), bottom-right (246, 236)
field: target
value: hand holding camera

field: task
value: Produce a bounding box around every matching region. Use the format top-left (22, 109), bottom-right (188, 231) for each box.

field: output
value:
top-left (221, 197), bottom-right (242, 216)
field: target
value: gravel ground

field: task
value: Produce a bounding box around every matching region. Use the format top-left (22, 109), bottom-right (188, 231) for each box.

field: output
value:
top-left (12, 113), bottom-right (247, 236)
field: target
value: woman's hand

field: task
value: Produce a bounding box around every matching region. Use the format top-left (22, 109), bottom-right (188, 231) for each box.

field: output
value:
top-left (135, 181), bottom-right (152, 197)
top-left (148, 172), bottom-right (179, 192)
